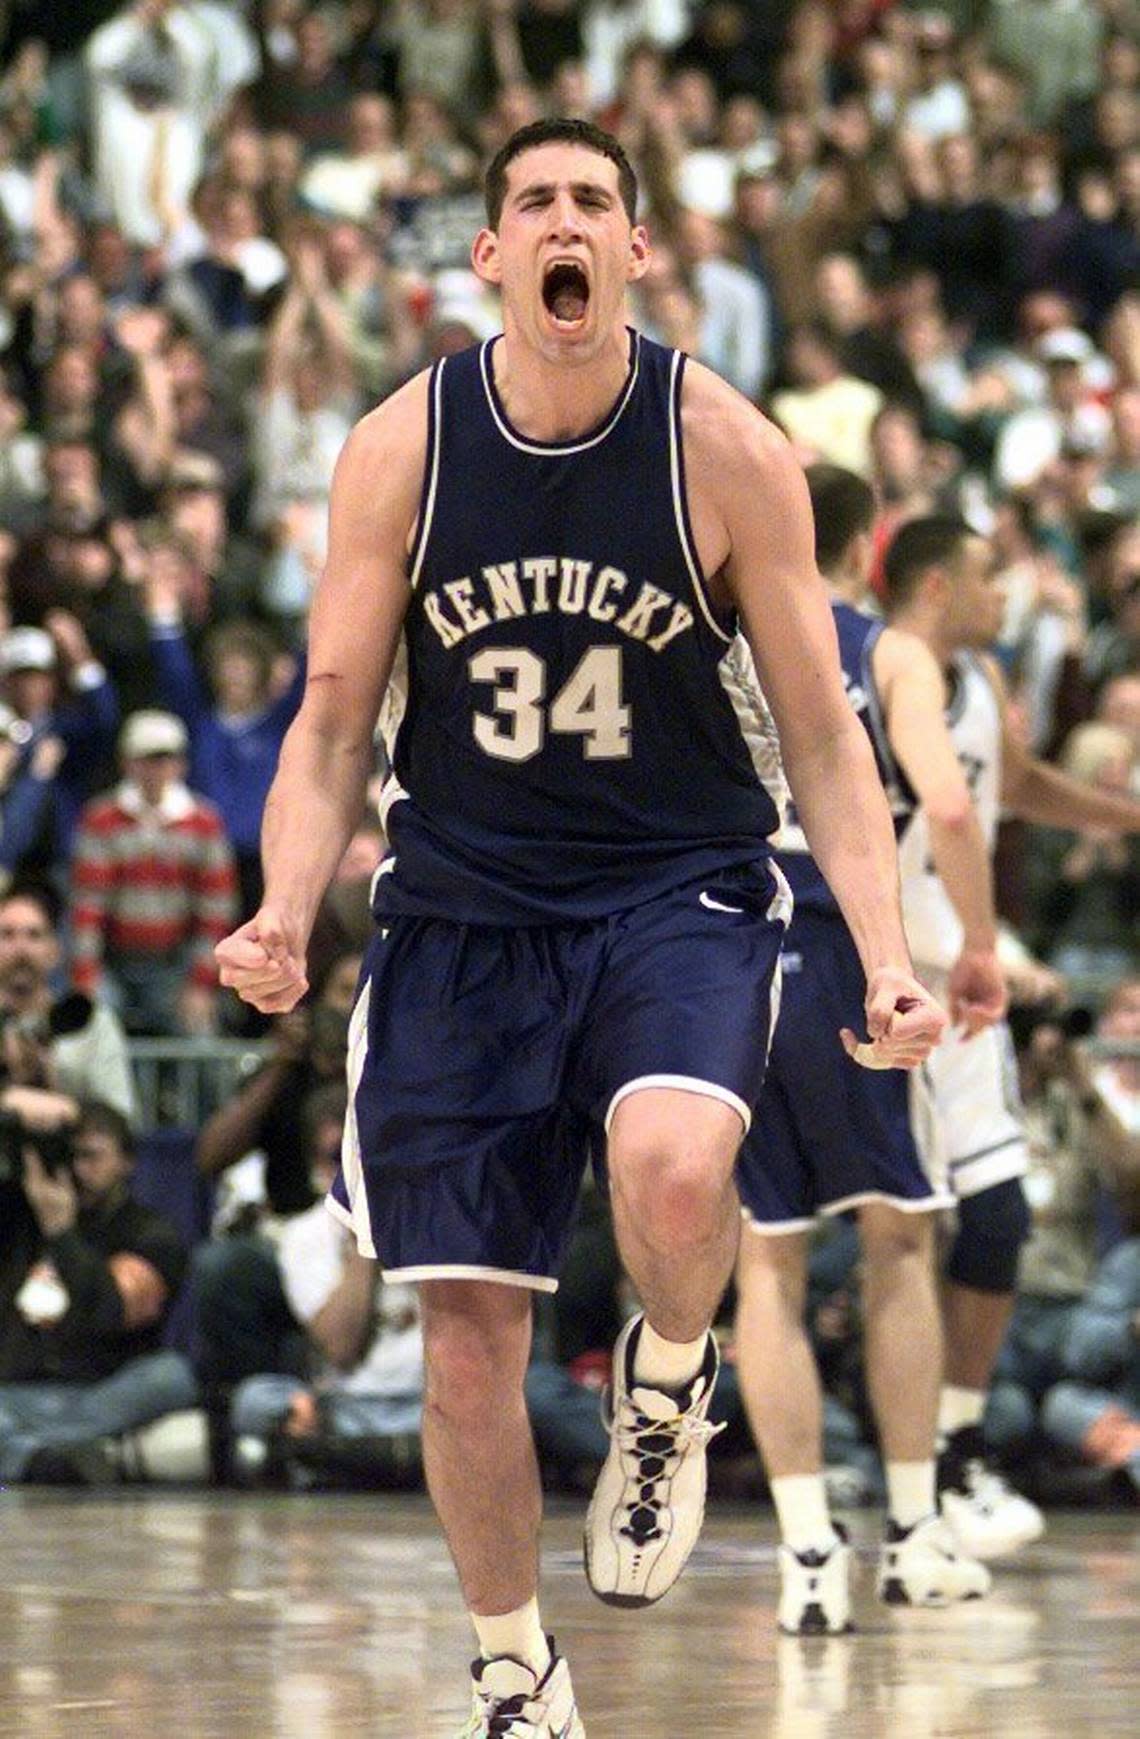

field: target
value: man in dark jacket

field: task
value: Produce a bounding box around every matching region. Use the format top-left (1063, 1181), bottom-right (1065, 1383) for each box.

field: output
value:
top-left (0, 1098), bottom-right (196, 1480)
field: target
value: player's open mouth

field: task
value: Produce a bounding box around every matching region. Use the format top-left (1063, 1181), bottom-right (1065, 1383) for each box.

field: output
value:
top-left (542, 260), bottom-right (590, 328)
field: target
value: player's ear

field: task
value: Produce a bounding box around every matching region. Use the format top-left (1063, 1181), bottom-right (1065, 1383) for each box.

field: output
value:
top-left (472, 228), bottom-right (502, 286)
top-left (627, 224), bottom-right (651, 283)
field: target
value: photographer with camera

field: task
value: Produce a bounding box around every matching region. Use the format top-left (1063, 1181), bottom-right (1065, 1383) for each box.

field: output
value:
top-left (982, 993), bottom-right (1140, 1475)
top-left (190, 947), bottom-right (361, 1479)
top-left (0, 1098), bottom-right (197, 1483)
top-left (0, 883), bottom-right (137, 1125)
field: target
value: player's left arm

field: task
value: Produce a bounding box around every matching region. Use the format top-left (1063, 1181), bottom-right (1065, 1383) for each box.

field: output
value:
top-left (682, 366), bottom-right (944, 1067)
top-left (985, 655), bottom-right (1140, 834)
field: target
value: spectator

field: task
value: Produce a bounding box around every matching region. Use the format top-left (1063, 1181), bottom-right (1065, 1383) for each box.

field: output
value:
top-left (675, 204), bottom-right (772, 399)
top-left (144, 566), bottom-right (305, 916)
top-left (984, 1009), bottom-right (1139, 1463)
top-left (0, 1097), bottom-right (195, 1483)
top-left (994, 328), bottom-right (1112, 495)
top-left (230, 1083), bottom-right (423, 1490)
top-left (0, 711), bottom-right (64, 891)
top-left (299, 93), bottom-right (410, 223)
top-left (1040, 1232), bottom-right (1140, 1496)
top-left (1026, 722), bottom-right (1139, 986)
top-left (190, 948), bottom-right (363, 1481)
top-left (69, 709), bottom-right (238, 1036)
top-left (0, 616), bottom-right (119, 866)
top-left (770, 320), bottom-right (884, 475)
top-left (0, 883), bottom-right (137, 1124)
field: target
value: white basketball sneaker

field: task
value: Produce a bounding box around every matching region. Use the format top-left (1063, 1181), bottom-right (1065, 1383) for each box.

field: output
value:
top-left (777, 1528), bottom-right (853, 1635)
top-left (877, 1515), bottom-right (992, 1606)
top-left (458, 1646), bottom-right (584, 1738)
top-left (583, 1314), bottom-right (722, 1607)
top-left (938, 1427), bottom-right (1045, 1560)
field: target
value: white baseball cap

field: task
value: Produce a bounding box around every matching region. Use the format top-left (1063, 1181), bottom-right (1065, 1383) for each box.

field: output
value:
top-left (120, 710), bottom-right (188, 758)
top-left (0, 627), bottom-right (56, 675)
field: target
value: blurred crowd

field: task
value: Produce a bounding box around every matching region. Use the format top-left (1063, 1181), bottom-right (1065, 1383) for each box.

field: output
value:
top-left (0, 0), bottom-right (1136, 1501)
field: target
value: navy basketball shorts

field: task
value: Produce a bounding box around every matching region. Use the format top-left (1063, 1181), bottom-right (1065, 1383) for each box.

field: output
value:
top-left (737, 909), bottom-right (953, 1235)
top-left (327, 861), bottom-right (789, 1290)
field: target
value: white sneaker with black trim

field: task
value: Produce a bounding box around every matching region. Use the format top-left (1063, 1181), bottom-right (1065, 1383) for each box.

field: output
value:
top-left (938, 1427), bottom-right (1045, 1560)
top-left (777, 1528), bottom-right (853, 1634)
top-left (458, 1645), bottom-right (584, 1738)
top-left (583, 1314), bottom-right (722, 1607)
top-left (877, 1515), bottom-right (992, 1606)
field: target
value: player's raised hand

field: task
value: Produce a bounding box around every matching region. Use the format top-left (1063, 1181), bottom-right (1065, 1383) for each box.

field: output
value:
top-left (215, 907), bottom-right (309, 1014)
top-left (841, 966), bottom-right (947, 1071)
top-left (948, 945), bottom-right (1008, 1039)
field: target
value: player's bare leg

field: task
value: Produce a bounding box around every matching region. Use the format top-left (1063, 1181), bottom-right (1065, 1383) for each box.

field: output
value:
top-left (861, 1202), bottom-right (941, 1467)
top-left (942, 1280), bottom-right (1015, 1395)
top-left (608, 1089), bottom-right (743, 1340)
top-left (937, 1279), bottom-right (1043, 1559)
top-left (419, 1282), bottom-right (551, 1662)
top-left (584, 1089), bottom-right (742, 1605)
top-left (861, 1204), bottom-right (990, 1606)
top-left (736, 1228), bottom-right (851, 1632)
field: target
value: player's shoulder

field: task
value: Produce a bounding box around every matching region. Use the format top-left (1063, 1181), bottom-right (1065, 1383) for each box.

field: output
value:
top-left (338, 369), bottom-right (433, 485)
top-left (332, 369), bottom-right (433, 530)
top-left (679, 357), bottom-right (791, 478)
top-left (874, 622), bottom-right (944, 686)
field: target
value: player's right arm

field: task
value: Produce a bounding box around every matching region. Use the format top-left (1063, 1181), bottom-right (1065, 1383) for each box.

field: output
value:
top-left (216, 372), bottom-right (429, 1013)
top-left (873, 627), bottom-right (1006, 1036)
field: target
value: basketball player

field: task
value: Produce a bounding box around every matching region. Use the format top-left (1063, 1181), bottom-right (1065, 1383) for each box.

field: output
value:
top-left (881, 516), bottom-right (1140, 1561)
top-left (735, 467), bottom-right (999, 1633)
top-left (216, 120), bottom-right (946, 1738)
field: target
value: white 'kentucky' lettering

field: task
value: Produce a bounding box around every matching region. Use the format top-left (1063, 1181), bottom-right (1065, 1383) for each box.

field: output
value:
top-left (422, 557), bottom-right (695, 654)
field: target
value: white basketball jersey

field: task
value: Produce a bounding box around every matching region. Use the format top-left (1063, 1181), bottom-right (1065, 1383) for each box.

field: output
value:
top-left (898, 652), bottom-right (1002, 971)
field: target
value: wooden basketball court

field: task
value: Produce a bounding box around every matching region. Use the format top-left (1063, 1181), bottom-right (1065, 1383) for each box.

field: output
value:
top-left (0, 1492), bottom-right (1135, 1736)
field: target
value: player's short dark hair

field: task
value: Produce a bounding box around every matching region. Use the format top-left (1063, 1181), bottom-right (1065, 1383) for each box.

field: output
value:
top-left (484, 119), bottom-right (638, 228)
top-left (805, 464), bottom-right (875, 575)
top-left (882, 513), bottom-right (974, 611)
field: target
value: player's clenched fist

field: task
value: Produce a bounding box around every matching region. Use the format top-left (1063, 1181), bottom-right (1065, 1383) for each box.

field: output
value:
top-left (840, 965), bottom-right (948, 1071)
top-left (215, 907), bottom-right (309, 1014)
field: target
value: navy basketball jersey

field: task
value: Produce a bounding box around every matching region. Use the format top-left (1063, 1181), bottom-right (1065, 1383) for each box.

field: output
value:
top-left (774, 601), bottom-right (915, 916)
top-left (377, 330), bottom-right (782, 923)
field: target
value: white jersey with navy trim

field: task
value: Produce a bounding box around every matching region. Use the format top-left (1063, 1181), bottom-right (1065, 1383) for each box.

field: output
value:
top-left (898, 652), bottom-right (1002, 972)
top-left (377, 329), bottom-right (784, 925)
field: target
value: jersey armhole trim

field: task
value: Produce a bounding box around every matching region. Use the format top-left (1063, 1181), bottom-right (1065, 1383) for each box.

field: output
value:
top-left (860, 620), bottom-right (912, 806)
top-left (407, 358), bottom-right (445, 590)
top-left (669, 350), bottom-right (733, 646)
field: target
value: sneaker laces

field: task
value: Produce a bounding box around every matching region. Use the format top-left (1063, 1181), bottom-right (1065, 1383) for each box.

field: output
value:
top-left (477, 1690), bottom-right (540, 1737)
top-left (610, 1392), bottom-right (725, 1549)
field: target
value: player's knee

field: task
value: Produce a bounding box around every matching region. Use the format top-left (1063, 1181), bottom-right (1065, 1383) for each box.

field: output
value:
top-left (421, 1285), bottom-right (530, 1422)
top-left (945, 1180), bottom-right (1031, 1294)
top-left (618, 1143), bottom-right (731, 1251)
top-left (858, 1203), bottom-right (933, 1266)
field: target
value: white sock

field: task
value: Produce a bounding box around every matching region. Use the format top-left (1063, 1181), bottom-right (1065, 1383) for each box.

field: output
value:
top-left (885, 1460), bottom-right (936, 1531)
top-left (770, 1473), bottom-right (838, 1555)
top-left (938, 1386), bottom-right (986, 1442)
top-left (632, 1317), bottom-right (709, 1390)
top-left (471, 1597), bottom-right (550, 1676)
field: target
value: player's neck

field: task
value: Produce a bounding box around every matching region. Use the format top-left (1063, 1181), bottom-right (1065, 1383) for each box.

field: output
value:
top-left (493, 324), bottom-right (633, 443)
top-left (892, 607), bottom-right (955, 669)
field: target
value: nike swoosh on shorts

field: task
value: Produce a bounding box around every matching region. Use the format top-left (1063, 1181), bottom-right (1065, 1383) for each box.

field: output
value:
top-left (699, 891), bottom-right (745, 914)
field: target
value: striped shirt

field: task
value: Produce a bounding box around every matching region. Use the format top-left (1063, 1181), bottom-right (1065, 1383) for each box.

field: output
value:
top-left (70, 781), bottom-right (238, 993)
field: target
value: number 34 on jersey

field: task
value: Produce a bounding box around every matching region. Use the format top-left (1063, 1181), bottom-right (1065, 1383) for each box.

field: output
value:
top-left (469, 645), bottom-right (632, 763)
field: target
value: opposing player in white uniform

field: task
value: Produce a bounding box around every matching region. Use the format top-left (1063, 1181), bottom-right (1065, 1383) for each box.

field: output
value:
top-left (882, 516), bottom-right (1140, 1557)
